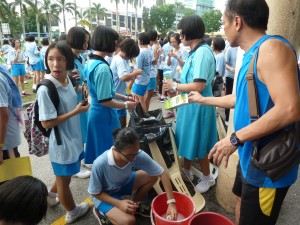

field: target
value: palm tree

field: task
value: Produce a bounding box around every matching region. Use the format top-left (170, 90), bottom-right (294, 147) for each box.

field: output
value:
top-left (91, 3), bottom-right (107, 26)
top-left (77, 9), bottom-right (92, 31)
top-left (132, 0), bottom-right (143, 37)
top-left (73, 0), bottom-right (78, 26)
top-left (40, 0), bottom-right (60, 41)
top-left (111, 0), bottom-right (125, 32)
top-left (55, 0), bottom-right (76, 33)
top-left (0, 0), bottom-right (10, 44)
top-left (9, 0), bottom-right (37, 41)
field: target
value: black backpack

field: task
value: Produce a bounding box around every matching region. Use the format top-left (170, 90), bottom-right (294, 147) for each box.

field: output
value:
top-left (212, 72), bottom-right (224, 97)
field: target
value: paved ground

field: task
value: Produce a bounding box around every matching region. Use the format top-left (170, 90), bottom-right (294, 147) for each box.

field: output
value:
top-left (18, 95), bottom-right (300, 225)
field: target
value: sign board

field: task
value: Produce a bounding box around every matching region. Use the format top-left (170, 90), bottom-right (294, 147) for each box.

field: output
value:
top-left (1, 23), bottom-right (10, 34)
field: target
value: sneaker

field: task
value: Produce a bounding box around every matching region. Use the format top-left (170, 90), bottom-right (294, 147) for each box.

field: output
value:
top-left (159, 96), bottom-right (167, 103)
top-left (24, 80), bottom-right (28, 84)
top-left (93, 207), bottom-right (112, 225)
top-left (82, 163), bottom-right (92, 170)
top-left (73, 167), bottom-right (91, 179)
top-left (47, 196), bottom-right (60, 207)
top-left (195, 176), bottom-right (215, 193)
top-left (181, 169), bottom-right (194, 182)
top-left (22, 91), bottom-right (30, 96)
top-left (163, 111), bottom-right (175, 119)
top-left (135, 201), bottom-right (150, 218)
top-left (65, 202), bottom-right (90, 224)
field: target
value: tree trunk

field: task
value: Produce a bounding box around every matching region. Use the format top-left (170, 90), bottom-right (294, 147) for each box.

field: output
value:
top-left (125, 0), bottom-right (128, 35)
top-left (63, 8), bottom-right (66, 32)
top-left (47, 13), bottom-right (52, 42)
top-left (35, 0), bottom-right (40, 44)
top-left (135, 7), bottom-right (138, 38)
top-left (20, 4), bottom-right (26, 41)
top-left (74, 0), bottom-right (77, 26)
top-left (97, 14), bottom-right (99, 26)
top-left (116, 2), bottom-right (119, 32)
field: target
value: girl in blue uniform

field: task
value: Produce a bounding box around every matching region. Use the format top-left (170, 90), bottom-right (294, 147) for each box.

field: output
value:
top-left (37, 42), bottom-right (90, 223)
top-left (163, 15), bottom-right (218, 194)
top-left (85, 26), bottom-right (137, 165)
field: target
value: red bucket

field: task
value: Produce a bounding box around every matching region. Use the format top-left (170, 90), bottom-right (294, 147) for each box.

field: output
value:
top-left (151, 192), bottom-right (195, 225)
top-left (188, 212), bottom-right (234, 225)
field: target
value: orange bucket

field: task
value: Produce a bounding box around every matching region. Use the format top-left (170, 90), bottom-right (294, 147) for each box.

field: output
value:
top-left (188, 212), bottom-right (234, 225)
top-left (151, 192), bottom-right (195, 225)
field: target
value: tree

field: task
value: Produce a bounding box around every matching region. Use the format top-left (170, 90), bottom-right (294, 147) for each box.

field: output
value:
top-left (183, 8), bottom-right (195, 16)
top-left (132, 0), bottom-right (143, 37)
top-left (9, 0), bottom-right (37, 42)
top-left (0, 0), bottom-right (10, 43)
top-left (111, 0), bottom-right (125, 32)
top-left (91, 3), bottom-right (107, 26)
top-left (150, 4), bottom-right (176, 36)
top-left (4, 11), bottom-right (22, 39)
top-left (77, 9), bottom-right (93, 31)
top-left (55, 0), bottom-right (75, 33)
top-left (25, 8), bottom-right (47, 34)
top-left (201, 9), bottom-right (222, 33)
top-left (40, 0), bottom-right (60, 41)
top-left (156, 0), bottom-right (166, 6)
top-left (142, 7), bottom-right (154, 32)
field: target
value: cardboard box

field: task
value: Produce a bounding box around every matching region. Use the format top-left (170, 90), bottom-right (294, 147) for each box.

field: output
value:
top-left (164, 94), bottom-right (189, 110)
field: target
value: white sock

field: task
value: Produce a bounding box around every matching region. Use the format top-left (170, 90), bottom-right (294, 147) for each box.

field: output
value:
top-left (182, 168), bottom-right (192, 175)
top-left (202, 175), bottom-right (213, 180)
top-left (48, 190), bottom-right (57, 198)
top-left (67, 206), bottom-right (79, 216)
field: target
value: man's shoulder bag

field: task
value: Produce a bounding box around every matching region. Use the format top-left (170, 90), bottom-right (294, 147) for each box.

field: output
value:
top-left (246, 53), bottom-right (300, 182)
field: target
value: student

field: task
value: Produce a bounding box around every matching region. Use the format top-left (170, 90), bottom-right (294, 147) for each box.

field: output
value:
top-left (37, 41), bottom-right (90, 224)
top-left (7, 39), bottom-right (29, 96)
top-left (110, 38), bottom-right (142, 128)
top-left (40, 38), bottom-right (50, 79)
top-left (0, 176), bottom-right (48, 225)
top-left (131, 32), bottom-right (152, 112)
top-left (85, 26), bottom-right (137, 165)
top-left (211, 36), bottom-right (226, 77)
top-left (0, 40), bottom-right (12, 63)
top-left (24, 35), bottom-right (42, 92)
top-left (89, 127), bottom-right (177, 225)
top-left (67, 26), bottom-right (92, 179)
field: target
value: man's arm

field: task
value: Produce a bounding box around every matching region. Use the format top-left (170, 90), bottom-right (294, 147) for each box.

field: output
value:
top-left (0, 107), bottom-right (9, 164)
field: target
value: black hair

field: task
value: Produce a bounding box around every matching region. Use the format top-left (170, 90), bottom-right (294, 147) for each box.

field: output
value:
top-left (58, 33), bottom-right (67, 41)
top-left (67, 27), bottom-right (89, 50)
top-left (3, 40), bottom-right (9, 45)
top-left (25, 36), bottom-right (29, 42)
top-left (177, 15), bottom-right (205, 41)
top-left (167, 31), bottom-right (174, 42)
top-left (41, 37), bottom-right (49, 46)
top-left (116, 36), bottom-right (125, 49)
top-left (148, 29), bottom-right (158, 42)
top-left (225, 0), bottom-right (269, 30)
top-left (113, 127), bottom-right (140, 152)
top-left (119, 39), bottom-right (140, 59)
top-left (212, 36), bottom-right (225, 51)
top-left (11, 39), bottom-right (21, 48)
top-left (27, 35), bottom-right (35, 42)
top-left (204, 37), bottom-right (212, 46)
top-left (0, 176), bottom-right (48, 225)
top-left (91, 25), bottom-right (119, 53)
top-left (138, 32), bottom-right (150, 45)
top-left (44, 41), bottom-right (74, 73)
top-left (83, 28), bottom-right (91, 50)
top-left (170, 33), bottom-right (181, 45)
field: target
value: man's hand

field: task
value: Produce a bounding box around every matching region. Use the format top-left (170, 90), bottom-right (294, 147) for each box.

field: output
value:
top-left (165, 203), bottom-right (177, 221)
top-left (117, 199), bottom-right (138, 214)
top-left (208, 136), bottom-right (238, 168)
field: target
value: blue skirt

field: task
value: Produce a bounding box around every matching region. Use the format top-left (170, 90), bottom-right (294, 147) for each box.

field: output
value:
top-left (85, 103), bottom-right (120, 164)
top-left (51, 151), bottom-right (84, 176)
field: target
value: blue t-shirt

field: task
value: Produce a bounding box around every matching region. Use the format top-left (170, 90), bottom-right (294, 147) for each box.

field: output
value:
top-left (135, 48), bottom-right (152, 85)
top-left (37, 75), bottom-right (83, 164)
top-left (225, 46), bottom-right (238, 79)
top-left (234, 35), bottom-right (299, 188)
top-left (166, 46), bottom-right (188, 80)
top-left (88, 147), bottom-right (164, 208)
top-left (148, 45), bottom-right (157, 78)
top-left (215, 52), bottom-right (225, 77)
top-left (0, 75), bottom-right (21, 150)
top-left (111, 55), bottom-right (130, 97)
top-left (24, 42), bottom-right (40, 65)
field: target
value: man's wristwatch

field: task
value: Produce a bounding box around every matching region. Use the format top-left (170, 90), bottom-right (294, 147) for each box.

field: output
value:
top-left (124, 102), bottom-right (128, 109)
top-left (172, 82), bottom-right (178, 92)
top-left (230, 132), bottom-right (243, 147)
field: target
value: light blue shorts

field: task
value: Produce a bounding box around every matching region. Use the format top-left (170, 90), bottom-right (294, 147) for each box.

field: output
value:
top-left (147, 77), bottom-right (156, 91)
top-left (11, 64), bottom-right (26, 76)
top-left (132, 83), bottom-right (147, 96)
top-left (31, 61), bottom-right (42, 71)
top-left (117, 108), bottom-right (127, 118)
top-left (97, 172), bottom-right (136, 215)
top-left (51, 151), bottom-right (84, 176)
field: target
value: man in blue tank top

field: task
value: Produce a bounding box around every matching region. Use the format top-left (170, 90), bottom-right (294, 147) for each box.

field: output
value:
top-left (188, 0), bottom-right (300, 225)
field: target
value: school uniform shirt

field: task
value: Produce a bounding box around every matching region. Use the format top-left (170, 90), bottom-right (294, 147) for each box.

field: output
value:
top-left (88, 147), bottom-right (164, 208)
top-left (165, 46), bottom-right (188, 80)
top-left (148, 45), bottom-right (157, 78)
top-left (7, 49), bottom-right (26, 65)
top-left (24, 42), bottom-right (40, 65)
top-left (215, 52), bottom-right (226, 77)
top-left (1, 44), bottom-right (12, 60)
top-left (0, 74), bottom-right (21, 150)
top-left (37, 74), bottom-right (83, 164)
top-left (111, 55), bottom-right (130, 97)
top-left (134, 48), bottom-right (152, 86)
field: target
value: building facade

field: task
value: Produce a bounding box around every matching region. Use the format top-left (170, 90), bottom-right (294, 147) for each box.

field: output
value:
top-left (196, 0), bottom-right (214, 16)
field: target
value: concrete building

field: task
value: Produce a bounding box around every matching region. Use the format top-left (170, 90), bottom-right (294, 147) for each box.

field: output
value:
top-left (196, 0), bottom-right (215, 16)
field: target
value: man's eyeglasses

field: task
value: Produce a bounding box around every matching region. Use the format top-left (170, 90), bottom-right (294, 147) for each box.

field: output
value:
top-left (118, 150), bottom-right (140, 161)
